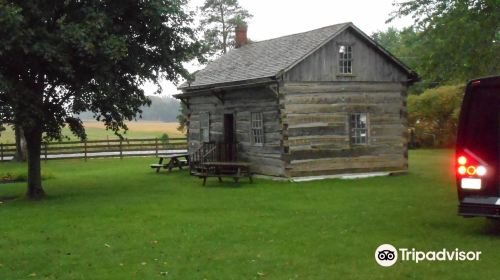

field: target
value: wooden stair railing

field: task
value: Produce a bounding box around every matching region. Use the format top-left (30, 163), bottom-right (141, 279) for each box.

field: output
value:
top-left (189, 142), bottom-right (238, 175)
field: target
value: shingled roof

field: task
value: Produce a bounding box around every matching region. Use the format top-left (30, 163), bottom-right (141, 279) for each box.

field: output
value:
top-left (180, 22), bottom-right (416, 90)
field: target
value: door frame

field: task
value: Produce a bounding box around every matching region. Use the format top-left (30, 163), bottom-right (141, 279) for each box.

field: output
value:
top-left (223, 112), bottom-right (236, 144)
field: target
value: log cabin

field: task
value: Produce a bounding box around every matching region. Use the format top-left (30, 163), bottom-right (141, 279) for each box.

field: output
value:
top-left (175, 22), bottom-right (419, 179)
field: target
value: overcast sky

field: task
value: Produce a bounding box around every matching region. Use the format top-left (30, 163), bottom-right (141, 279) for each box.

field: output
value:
top-left (145, 0), bottom-right (414, 97)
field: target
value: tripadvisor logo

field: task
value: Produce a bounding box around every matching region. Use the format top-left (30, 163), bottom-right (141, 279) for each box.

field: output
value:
top-left (375, 244), bottom-right (481, 267)
top-left (375, 244), bottom-right (398, 267)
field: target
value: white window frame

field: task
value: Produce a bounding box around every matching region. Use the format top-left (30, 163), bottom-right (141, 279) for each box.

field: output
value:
top-left (338, 44), bottom-right (353, 74)
top-left (350, 113), bottom-right (368, 145)
top-left (250, 112), bottom-right (264, 146)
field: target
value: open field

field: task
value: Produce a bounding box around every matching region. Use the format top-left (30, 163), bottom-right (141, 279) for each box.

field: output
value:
top-left (1, 150), bottom-right (500, 279)
top-left (0, 121), bottom-right (184, 144)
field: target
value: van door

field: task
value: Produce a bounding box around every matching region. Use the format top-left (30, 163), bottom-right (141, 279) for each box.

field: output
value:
top-left (456, 78), bottom-right (500, 198)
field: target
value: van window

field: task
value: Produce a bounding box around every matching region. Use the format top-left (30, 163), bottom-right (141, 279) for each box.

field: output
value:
top-left (459, 86), bottom-right (499, 165)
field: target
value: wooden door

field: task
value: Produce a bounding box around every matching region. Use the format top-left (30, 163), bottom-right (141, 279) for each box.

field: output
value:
top-left (224, 114), bottom-right (235, 144)
top-left (223, 114), bottom-right (236, 161)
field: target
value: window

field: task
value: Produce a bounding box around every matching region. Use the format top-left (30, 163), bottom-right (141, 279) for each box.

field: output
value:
top-left (251, 112), bottom-right (264, 145)
top-left (338, 45), bottom-right (353, 74)
top-left (350, 113), bottom-right (368, 144)
top-left (200, 112), bottom-right (210, 142)
top-left (458, 84), bottom-right (500, 165)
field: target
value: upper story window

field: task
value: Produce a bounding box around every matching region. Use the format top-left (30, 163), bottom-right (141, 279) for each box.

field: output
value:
top-left (350, 113), bottom-right (368, 145)
top-left (251, 112), bottom-right (264, 146)
top-left (338, 45), bottom-right (353, 74)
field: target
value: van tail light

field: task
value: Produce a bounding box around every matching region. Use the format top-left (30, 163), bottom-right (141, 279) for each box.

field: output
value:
top-left (458, 156), bottom-right (467, 165)
top-left (456, 155), bottom-right (487, 177)
top-left (466, 166), bottom-right (476, 175)
top-left (476, 166), bottom-right (487, 176)
top-left (458, 166), bottom-right (466, 175)
top-left (456, 152), bottom-right (488, 190)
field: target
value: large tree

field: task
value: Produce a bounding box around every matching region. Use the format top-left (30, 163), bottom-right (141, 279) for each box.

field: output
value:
top-left (13, 126), bottom-right (27, 162)
top-left (371, 27), bottom-right (421, 72)
top-left (389, 0), bottom-right (500, 82)
top-left (199, 0), bottom-right (252, 56)
top-left (0, 0), bottom-right (201, 199)
top-left (371, 27), bottom-right (431, 94)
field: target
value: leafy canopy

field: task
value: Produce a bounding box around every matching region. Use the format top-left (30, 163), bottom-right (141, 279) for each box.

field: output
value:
top-left (0, 0), bottom-right (201, 140)
top-left (371, 27), bottom-right (421, 72)
top-left (388, 0), bottom-right (500, 83)
top-left (371, 27), bottom-right (430, 93)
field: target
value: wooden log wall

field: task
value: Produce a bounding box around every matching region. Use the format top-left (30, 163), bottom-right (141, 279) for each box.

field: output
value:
top-left (187, 87), bottom-right (285, 176)
top-left (281, 81), bottom-right (408, 177)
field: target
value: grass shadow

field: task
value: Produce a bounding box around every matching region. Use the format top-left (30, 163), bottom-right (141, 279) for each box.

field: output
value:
top-left (478, 219), bottom-right (500, 236)
top-left (0, 195), bottom-right (21, 203)
top-left (202, 179), bottom-right (256, 189)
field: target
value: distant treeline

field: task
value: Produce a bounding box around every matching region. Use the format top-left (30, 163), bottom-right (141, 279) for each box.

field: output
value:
top-left (79, 95), bottom-right (181, 122)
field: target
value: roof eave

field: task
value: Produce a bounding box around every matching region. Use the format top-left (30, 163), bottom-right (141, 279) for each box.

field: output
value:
top-left (175, 77), bottom-right (277, 98)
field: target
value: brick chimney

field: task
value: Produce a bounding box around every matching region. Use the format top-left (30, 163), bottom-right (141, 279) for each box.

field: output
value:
top-left (235, 24), bottom-right (248, 48)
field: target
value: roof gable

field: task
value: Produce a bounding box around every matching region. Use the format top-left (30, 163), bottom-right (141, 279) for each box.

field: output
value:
top-left (284, 26), bottom-right (416, 82)
top-left (181, 23), bottom-right (417, 90)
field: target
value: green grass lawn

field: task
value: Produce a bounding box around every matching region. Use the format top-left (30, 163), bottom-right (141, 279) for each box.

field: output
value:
top-left (1, 150), bottom-right (499, 279)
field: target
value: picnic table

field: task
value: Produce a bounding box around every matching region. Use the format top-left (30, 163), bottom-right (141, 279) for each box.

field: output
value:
top-left (150, 153), bottom-right (189, 173)
top-left (199, 161), bottom-right (253, 186)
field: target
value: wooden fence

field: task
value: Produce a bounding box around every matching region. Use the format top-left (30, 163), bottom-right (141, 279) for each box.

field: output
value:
top-left (0, 138), bottom-right (187, 162)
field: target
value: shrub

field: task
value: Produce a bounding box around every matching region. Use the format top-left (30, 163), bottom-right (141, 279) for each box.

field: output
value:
top-left (160, 133), bottom-right (169, 149)
top-left (408, 85), bottom-right (464, 147)
top-left (0, 170), bottom-right (54, 182)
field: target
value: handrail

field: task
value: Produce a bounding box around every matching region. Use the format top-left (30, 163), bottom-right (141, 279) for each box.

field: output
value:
top-left (188, 142), bottom-right (238, 174)
top-left (202, 146), bottom-right (216, 159)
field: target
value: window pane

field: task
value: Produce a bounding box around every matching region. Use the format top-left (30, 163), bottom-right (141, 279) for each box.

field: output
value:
top-left (251, 112), bottom-right (264, 145)
top-left (461, 87), bottom-right (500, 165)
top-left (338, 44), bottom-right (353, 74)
top-left (200, 112), bottom-right (210, 142)
top-left (203, 129), bottom-right (209, 142)
top-left (350, 113), bottom-right (368, 144)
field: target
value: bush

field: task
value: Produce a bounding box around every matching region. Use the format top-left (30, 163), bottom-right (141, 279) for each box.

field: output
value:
top-left (408, 85), bottom-right (464, 147)
top-left (160, 133), bottom-right (169, 149)
top-left (0, 170), bottom-right (54, 182)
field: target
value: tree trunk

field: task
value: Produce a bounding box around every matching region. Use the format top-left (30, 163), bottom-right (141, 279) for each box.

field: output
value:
top-left (24, 127), bottom-right (45, 199)
top-left (220, 4), bottom-right (227, 54)
top-left (12, 126), bottom-right (27, 162)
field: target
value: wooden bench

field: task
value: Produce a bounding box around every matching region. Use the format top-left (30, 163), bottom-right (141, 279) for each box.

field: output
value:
top-left (150, 154), bottom-right (189, 173)
top-left (199, 162), bottom-right (252, 186)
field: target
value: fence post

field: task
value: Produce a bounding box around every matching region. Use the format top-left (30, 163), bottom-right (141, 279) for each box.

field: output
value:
top-left (0, 143), bottom-right (3, 161)
top-left (44, 142), bottom-right (48, 161)
top-left (119, 140), bottom-right (123, 159)
top-left (155, 138), bottom-right (158, 157)
top-left (84, 140), bottom-right (88, 161)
